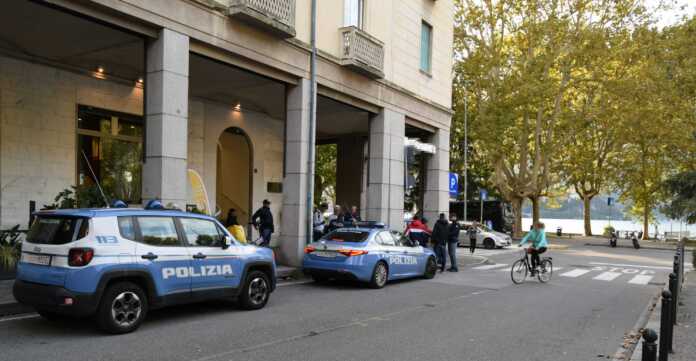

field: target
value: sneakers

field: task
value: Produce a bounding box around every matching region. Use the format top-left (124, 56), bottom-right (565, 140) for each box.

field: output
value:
top-left (447, 268), bottom-right (458, 272)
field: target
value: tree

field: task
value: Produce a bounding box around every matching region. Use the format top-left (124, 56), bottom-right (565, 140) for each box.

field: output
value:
top-left (663, 171), bottom-right (696, 224)
top-left (314, 144), bottom-right (336, 206)
top-left (453, 0), bottom-right (648, 236)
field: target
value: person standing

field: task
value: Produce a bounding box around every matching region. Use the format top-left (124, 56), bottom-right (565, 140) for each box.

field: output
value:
top-left (404, 215), bottom-right (431, 248)
top-left (251, 199), bottom-right (274, 247)
top-left (468, 221), bottom-right (478, 254)
top-left (312, 205), bottom-right (326, 241)
top-left (447, 214), bottom-right (461, 272)
top-left (432, 213), bottom-right (450, 272)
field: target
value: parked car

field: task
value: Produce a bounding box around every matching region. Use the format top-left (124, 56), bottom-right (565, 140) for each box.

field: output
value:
top-left (13, 202), bottom-right (276, 334)
top-left (457, 221), bottom-right (512, 249)
top-left (303, 222), bottom-right (438, 288)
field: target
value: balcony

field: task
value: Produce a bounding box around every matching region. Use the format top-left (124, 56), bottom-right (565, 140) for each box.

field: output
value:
top-left (228, 0), bottom-right (296, 38)
top-left (339, 26), bottom-right (384, 79)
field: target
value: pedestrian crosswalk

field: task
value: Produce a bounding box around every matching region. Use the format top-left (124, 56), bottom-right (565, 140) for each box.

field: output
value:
top-left (469, 262), bottom-right (662, 287)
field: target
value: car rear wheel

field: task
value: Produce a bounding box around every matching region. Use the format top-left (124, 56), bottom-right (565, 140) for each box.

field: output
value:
top-left (239, 271), bottom-right (271, 310)
top-left (423, 257), bottom-right (437, 279)
top-left (368, 261), bottom-right (388, 289)
top-left (97, 282), bottom-right (148, 334)
top-left (483, 238), bottom-right (495, 249)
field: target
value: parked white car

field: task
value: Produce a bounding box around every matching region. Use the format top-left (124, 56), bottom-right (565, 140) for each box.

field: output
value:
top-left (457, 222), bottom-right (512, 249)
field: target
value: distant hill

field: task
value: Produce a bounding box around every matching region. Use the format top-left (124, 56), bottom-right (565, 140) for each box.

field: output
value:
top-left (522, 195), bottom-right (631, 220)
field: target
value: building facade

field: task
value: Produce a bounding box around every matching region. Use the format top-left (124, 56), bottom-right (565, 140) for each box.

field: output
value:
top-left (0, 0), bottom-right (453, 267)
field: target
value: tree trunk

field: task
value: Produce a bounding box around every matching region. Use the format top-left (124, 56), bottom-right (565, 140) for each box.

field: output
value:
top-left (511, 197), bottom-right (523, 238)
top-left (583, 195), bottom-right (593, 237)
top-left (643, 207), bottom-right (649, 240)
top-left (531, 196), bottom-right (540, 225)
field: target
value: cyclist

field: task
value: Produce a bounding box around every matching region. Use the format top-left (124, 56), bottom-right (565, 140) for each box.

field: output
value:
top-left (518, 222), bottom-right (548, 275)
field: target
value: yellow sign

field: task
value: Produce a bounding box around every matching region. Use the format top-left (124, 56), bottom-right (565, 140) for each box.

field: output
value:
top-left (187, 169), bottom-right (211, 215)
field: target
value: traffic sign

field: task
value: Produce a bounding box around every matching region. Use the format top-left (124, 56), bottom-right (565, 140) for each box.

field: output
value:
top-left (480, 188), bottom-right (488, 200)
top-left (449, 173), bottom-right (459, 197)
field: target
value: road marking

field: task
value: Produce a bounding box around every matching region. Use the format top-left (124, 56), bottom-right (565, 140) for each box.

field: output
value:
top-left (498, 266), bottom-right (563, 272)
top-left (594, 271), bottom-right (622, 281)
top-left (473, 264), bottom-right (508, 270)
top-left (628, 275), bottom-right (654, 285)
top-left (589, 262), bottom-right (673, 270)
top-left (560, 269), bottom-right (591, 278)
top-left (0, 314), bottom-right (38, 323)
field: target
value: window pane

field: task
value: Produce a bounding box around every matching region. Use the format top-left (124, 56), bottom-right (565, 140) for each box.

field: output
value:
top-left (117, 117), bottom-right (143, 137)
top-left (26, 216), bottom-right (84, 245)
top-left (78, 112), bottom-right (111, 133)
top-left (420, 22), bottom-right (432, 72)
top-left (118, 216), bottom-right (135, 240)
top-left (137, 217), bottom-right (180, 246)
top-left (344, 0), bottom-right (363, 27)
top-left (377, 232), bottom-right (396, 246)
top-left (321, 230), bottom-right (370, 243)
top-left (180, 218), bottom-right (222, 247)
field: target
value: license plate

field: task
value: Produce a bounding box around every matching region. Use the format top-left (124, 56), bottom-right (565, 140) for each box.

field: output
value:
top-left (313, 251), bottom-right (337, 258)
top-left (23, 253), bottom-right (51, 266)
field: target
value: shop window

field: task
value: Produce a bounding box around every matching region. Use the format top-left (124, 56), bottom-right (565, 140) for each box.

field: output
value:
top-left (77, 105), bottom-right (143, 203)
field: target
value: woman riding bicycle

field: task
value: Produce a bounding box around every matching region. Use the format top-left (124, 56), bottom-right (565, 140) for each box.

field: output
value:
top-left (518, 222), bottom-right (548, 275)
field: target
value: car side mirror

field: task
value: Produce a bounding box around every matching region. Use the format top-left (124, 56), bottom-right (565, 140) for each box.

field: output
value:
top-left (222, 235), bottom-right (233, 249)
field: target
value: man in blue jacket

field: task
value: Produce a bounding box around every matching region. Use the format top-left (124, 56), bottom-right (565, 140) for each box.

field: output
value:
top-left (519, 222), bottom-right (548, 275)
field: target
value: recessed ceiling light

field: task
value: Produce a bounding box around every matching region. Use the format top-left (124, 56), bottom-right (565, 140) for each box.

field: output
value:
top-left (97, 66), bottom-right (105, 73)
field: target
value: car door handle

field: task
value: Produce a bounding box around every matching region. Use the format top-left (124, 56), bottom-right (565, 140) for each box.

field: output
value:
top-left (141, 253), bottom-right (158, 260)
top-left (192, 253), bottom-right (207, 259)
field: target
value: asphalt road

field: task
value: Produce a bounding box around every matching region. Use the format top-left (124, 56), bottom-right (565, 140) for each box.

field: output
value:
top-left (0, 241), bottom-right (680, 361)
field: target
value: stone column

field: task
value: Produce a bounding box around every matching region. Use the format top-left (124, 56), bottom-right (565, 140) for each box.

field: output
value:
top-left (279, 78), bottom-right (311, 267)
top-left (143, 28), bottom-right (189, 206)
top-left (367, 108), bottom-right (405, 229)
top-left (423, 128), bottom-right (450, 228)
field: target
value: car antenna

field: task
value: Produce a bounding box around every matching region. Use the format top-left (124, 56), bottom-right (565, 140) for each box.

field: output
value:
top-left (80, 149), bottom-right (110, 208)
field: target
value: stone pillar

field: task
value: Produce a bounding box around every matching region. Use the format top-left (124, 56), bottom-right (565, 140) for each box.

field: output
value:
top-left (335, 136), bottom-right (366, 210)
top-left (367, 108), bottom-right (405, 229)
top-left (143, 28), bottom-right (189, 206)
top-left (279, 78), bottom-right (311, 267)
top-left (423, 128), bottom-right (450, 228)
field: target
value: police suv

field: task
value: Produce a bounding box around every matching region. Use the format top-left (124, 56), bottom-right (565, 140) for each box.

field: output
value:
top-left (13, 202), bottom-right (276, 334)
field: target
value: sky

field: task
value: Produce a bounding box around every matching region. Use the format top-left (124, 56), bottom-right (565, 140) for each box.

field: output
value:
top-left (647, 0), bottom-right (696, 28)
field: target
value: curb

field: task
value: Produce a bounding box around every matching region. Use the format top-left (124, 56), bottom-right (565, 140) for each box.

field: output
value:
top-left (611, 285), bottom-right (663, 360)
top-left (0, 302), bottom-right (32, 318)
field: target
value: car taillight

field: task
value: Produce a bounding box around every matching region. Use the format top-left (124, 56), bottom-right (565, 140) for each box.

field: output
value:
top-left (304, 246), bottom-right (316, 254)
top-left (337, 249), bottom-right (368, 257)
top-left (68, 248), bottom-right (94, 267)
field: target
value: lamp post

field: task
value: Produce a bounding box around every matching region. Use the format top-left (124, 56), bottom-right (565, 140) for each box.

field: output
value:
top-left (462, 81), bottom-right (469, 222)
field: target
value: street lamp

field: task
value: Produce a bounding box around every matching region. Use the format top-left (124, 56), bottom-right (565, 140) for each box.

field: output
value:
top-left (462, 80), bottom-right (469, 222)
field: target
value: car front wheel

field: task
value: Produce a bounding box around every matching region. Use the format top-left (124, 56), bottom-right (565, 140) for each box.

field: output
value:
top-left (483, 238), bottom-right (495, 249)
top-left (239, 270), bottom-right (271, 310)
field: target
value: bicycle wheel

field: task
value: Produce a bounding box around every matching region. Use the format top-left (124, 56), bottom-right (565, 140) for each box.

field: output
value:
top-left (511, 260), bottom-right (527, 284)
top-left (537, 259), bottom-right (553, 283)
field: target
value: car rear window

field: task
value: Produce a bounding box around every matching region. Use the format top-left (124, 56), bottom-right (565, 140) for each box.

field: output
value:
top-left (322, 231), bottom-right (370, 243)
top-left (26, 216), bottom-right (89, 245)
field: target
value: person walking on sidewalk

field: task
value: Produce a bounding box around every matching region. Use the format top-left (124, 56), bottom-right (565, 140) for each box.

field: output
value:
top-left (447, 214), bottom-right (461, 272)
top-left (432, 213), bottom-right (450, 272)
top-left (251, 199), bottom-right (274, 247)
top-left (468, 222), bottom-right (478, 254)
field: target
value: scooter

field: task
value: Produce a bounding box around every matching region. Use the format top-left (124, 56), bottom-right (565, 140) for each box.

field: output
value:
top-left (609, 231), bottom-right (617, 248)
top-left (630, 232), bottom-right (640, 249)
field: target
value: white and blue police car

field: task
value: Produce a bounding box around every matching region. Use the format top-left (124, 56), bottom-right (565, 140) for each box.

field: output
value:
top-left (303, 222), bottom-right (438, 288)
top-left (13, 201), bottom-right (276, 334)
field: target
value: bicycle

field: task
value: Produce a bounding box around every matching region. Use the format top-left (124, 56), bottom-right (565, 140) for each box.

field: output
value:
top-left (511, 247), bottom-right (553, 284)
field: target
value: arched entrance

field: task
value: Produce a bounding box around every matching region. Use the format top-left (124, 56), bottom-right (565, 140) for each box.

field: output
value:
top-left (217, 127), bottom-right (253, 233)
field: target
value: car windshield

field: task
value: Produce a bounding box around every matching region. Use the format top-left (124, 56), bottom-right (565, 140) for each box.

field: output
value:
top-left (26, 216), bottom-right (88, 245)
top-left (478, 225), bottom-right (493, 232)
top-left (321, 230), bottom-right (370, 243)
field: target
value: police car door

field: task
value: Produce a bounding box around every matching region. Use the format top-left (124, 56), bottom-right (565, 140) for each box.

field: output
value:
top-left (375, 231), bottom-right (407, 278)
top-left (178, 217), bottom-right (241, 294)
top-left (133, 216), bottom-right (191, 297)
top-left (394, 231), bottom-right (424, 276)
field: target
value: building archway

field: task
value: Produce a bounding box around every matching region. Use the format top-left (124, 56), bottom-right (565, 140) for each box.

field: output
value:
top-left (217, 127), bottom-right (253, 234)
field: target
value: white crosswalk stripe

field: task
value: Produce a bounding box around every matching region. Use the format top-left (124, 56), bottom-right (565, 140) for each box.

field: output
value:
top-left (473, 264), bottom-right (508, 270)
top-left (560, 269), bottom-right (591, 278)
top-left (628, 275), bottom-right (654, 285)
top-left (593, 271), bottom-right (622, 281)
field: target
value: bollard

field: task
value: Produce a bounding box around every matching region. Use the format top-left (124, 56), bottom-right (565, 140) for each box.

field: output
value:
top-left (659, 290), bottom-right (672, 361)
top-left (669, 273), bottom-right (678, 327)
top-left (642, 328), bottom-right (658, 361)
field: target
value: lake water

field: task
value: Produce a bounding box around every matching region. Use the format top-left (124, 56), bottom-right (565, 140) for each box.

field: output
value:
top-left (522, 217), bottom-right (696, 237)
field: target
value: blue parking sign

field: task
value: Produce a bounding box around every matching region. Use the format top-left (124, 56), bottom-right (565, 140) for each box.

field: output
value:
top-left (449, 173), bottom-right (458, 197)
top-left (480, 189), bottom-right (488, 200)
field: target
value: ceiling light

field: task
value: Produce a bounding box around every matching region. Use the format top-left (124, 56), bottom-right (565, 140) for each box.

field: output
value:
top-left (97, 66), bottom-right (105, 74)
top-left (137, 77), bottom-right (144, 84)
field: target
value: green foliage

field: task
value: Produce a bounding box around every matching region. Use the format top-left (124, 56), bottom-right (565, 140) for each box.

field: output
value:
top-left (662, 171), bottom-right (696, 224)
top-left (43, 185), bottom-right (107, 210)
top-left (603, 225), bottom-right (615, 237)
top-left (314, 144), bottom-right (337, 206)
top-left (0, 226), bottom-right (22, 271)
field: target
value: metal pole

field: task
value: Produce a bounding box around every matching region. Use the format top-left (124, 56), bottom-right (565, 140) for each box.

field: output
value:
top-left (305, 0), bottom-right (317, 246)
top-left (659, 290), bottom-right (672, 361)
top-left (480, 194), bottom-right (483, 224)
top-left (463, 84), bottom-right (468, 222)
top-left (641, 328), bottom-right (658, 361)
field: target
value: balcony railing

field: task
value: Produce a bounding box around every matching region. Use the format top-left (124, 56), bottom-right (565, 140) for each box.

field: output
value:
top-left (228, 0), bottom-right (296, 38)
top-left (339, 26), bottom-right (385, 79)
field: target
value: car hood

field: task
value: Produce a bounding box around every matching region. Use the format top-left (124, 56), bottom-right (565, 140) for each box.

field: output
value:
top-left (487, 231), bottom-right (510, 239)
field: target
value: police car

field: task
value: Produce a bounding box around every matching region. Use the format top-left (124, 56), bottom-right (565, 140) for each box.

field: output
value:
top-left (13, 201), bottom-right (276, 334)
top-left (303, 222), bottom-right (438, 288)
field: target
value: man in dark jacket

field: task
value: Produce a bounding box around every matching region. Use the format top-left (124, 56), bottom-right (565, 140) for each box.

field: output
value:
top-left (251, 199), bottom-right (274, 247)
top-left (432, 213), bottom-right (450, 272)
top-left (447, 214), bottom-right (461, 272)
